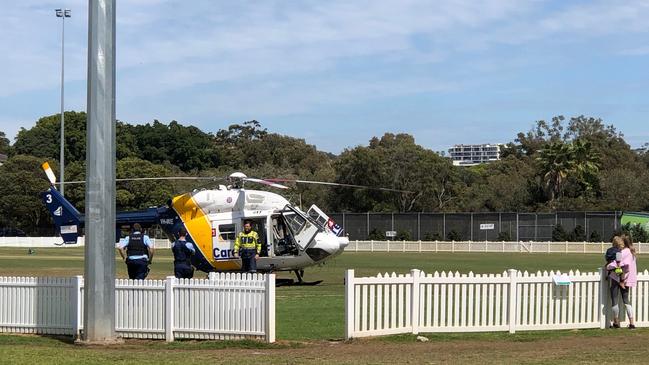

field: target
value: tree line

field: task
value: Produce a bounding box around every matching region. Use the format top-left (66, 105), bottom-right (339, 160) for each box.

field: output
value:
top-left (0, 112), bottom-right (647, 234)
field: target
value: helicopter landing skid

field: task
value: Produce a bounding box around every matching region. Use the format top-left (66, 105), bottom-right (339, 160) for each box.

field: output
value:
top-left (275, 270), bottom-right (323, 287)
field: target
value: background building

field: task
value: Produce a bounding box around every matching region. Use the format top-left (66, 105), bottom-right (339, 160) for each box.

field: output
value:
top-left (448, 144), bottom-right (501, 166)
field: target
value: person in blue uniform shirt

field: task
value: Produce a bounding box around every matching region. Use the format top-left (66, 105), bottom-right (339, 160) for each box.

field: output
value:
top-left (118, 223), bottom-right (154, 280)
top-left (172, 227), bottom-right (195, 279)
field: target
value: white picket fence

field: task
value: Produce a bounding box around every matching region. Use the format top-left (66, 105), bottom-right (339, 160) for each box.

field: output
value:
top-left (0, 273), bottom-right (275, 342)
top-left (345, 268), bottom-right (649, 339)
top-left (347, 240), bottom-right (649, 254)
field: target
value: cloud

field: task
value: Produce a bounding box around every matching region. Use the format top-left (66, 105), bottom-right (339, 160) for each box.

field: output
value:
top-left (2, 0), bottom-right (649, 151)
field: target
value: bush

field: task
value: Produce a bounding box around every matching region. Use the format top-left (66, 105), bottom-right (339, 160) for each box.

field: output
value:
top-left (395, 230), bottom-right (411, 241)
top-left (571, 225), bottom-right (587, 242)
top-left (497, 231), bottom-right (511, 241)
top-left (446, 230), bottom-right (463, 241)
top-left (552, 224), bottom-right (568, 241)
top-left (589, 230), bottom-right (601, 242)
top-left (620, 223), bottom-right (649, 243)
top-left (423, 232), bottom-right (443, 241)
top-left (367, 228), bottom-right (384, 240)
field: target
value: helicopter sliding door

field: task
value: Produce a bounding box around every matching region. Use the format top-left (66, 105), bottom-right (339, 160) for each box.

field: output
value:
top-left (282, 205), bottom-right (319, 250)
top-left (212, 221), bottom-right (237, 260)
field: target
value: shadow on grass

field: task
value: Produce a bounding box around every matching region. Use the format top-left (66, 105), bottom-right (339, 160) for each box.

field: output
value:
top-left (0, 334), bottom-right (300, 350)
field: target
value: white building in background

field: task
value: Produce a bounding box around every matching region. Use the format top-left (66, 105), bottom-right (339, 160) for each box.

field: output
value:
top-left (0, 154), bottom-right (6, 166)
top-left (448, 144), bottom-right (501, 166)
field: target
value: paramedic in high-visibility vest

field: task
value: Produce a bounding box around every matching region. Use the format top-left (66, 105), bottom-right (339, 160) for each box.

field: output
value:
top-left (233, 220), bottom-right (261, 273)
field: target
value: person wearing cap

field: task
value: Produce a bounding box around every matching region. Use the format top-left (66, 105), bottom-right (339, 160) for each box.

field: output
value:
top-left (117, 223), bottom-right (154, 280)
top-left (172, 227), bottom-right (195, 279)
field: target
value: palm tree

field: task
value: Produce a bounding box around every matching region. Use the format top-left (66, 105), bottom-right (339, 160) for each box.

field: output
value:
top-left (571, 139), bottom-right (600, 192)
top-left (536, 140), bottom-right (600, 206)
top-left (537, 142), bottom-right (573, 203)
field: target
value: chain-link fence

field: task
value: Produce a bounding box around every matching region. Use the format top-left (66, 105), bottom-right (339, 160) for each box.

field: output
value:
top-left (329, 211), bottom-right (622, 242)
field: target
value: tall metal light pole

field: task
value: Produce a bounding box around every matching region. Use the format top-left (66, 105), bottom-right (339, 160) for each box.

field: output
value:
top-left (84, 0), bottom-right (116, 343)
top-left (55, 8), bottom-right (71, 197)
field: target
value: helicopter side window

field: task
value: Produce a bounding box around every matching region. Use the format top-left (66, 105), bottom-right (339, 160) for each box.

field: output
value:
top-left (218, 224), bottom-right (236, 241)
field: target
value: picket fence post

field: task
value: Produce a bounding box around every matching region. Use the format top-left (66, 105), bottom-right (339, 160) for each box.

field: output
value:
top-left (71, 275), bottom-right (82, 338)
top-left (598, 267), bottom-right (608, 329)
top-left (508, 269), bottom-right (518, 333)
top-left (345, 269), bottom-right (355, 340)
top-left (265, 274), bottom-right (276, 343)
top-left (411, 269), bottom-right (421, 335)
top-left (165, 276), bottom-right (175, 342)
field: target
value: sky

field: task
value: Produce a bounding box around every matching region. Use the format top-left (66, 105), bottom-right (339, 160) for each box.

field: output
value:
top-left (1, 0), bottom-right (648, 153)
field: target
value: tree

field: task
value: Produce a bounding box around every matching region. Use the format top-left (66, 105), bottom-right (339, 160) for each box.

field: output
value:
top-left (536, 140), bottom-right (600, 207)
top-left (537, 142), bottom-right (574, 204)
top-left (331, 133), bottom-right (463, 212)
top-left (130, 120), bottom-right (214, 172)
top-left (0, 155), bottom-right (53, 234)
top-left (461, 156), bottom-right (536, 211)
top-left (13, 112), bottom-right (89, 163)
top-left (0, 131), bottom-right (10, 155)
top-left (598, 168), bottom-right (649, 211)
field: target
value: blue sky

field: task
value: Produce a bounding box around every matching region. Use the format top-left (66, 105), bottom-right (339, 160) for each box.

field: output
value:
top-left (1, 0), bottom-right (648, 153)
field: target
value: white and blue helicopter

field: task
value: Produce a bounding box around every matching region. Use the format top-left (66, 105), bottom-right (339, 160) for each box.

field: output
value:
top-left (40, 162), bottom-right (409, 284)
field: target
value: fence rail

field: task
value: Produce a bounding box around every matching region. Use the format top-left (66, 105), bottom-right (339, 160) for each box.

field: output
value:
top-left (345, 268), bottom-right (647, 339)
top-left (0, 237), bottom-right (171, 248)
top-left (346, 240), bottom-right (649, 254)
top-left (0, 273), bottom-right (275, 342)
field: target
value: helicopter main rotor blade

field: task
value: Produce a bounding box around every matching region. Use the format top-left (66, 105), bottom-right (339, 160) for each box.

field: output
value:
top-left (244, 177), bottom-right (289, 189)
top-left (55, 176), bottom-right (221, 185)
top-left (266, 178), bottom-right (413, 193)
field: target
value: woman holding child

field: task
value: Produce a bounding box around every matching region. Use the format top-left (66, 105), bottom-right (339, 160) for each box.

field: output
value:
top-left (606, 235), bottom-right (637, 329)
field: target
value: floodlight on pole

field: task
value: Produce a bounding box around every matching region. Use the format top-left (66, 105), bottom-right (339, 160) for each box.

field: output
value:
top-left (55, 8), bottom-right (71, 197)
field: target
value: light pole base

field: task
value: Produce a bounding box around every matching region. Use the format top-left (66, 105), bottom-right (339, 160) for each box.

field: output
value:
top-left (75, 337), bottom-right (124, 346)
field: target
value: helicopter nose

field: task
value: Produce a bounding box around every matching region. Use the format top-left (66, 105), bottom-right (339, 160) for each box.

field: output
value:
top-left (313, 232), bottom-right (341, 254)
top-left (338, 236), bottom-right (349, 250)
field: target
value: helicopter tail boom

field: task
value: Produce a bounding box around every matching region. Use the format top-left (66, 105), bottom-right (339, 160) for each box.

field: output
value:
top-left (41, 187), bottom-right (83, 244)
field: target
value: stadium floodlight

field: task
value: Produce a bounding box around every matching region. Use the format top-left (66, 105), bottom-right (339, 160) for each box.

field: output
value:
top-left (54, 8), bottom-right (71, 197)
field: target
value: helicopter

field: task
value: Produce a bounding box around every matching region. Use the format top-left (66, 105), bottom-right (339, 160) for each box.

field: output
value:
top-left (39, 162), bottom-right (409, 284)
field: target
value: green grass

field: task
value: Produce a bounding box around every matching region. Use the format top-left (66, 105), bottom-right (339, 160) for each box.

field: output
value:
top-left (0, 248), bottom-right (624, 341)
top-left (1, 248), bottom-right (648, 364)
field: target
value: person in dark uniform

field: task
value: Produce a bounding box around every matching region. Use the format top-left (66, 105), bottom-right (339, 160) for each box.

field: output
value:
top-left (233, 220), bottom-right (261, 273)
top-left (117, 223), bottom-right (154, 280)
top-left (172, 227), bottom-right (195, 279)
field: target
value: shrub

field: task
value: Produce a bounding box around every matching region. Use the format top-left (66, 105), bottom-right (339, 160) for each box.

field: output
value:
top-left (446, 230), bottom-right (463, 241)
top-left (423, 232), bottom-right (443, 241)
top-left (395, 230), bottom-right (411, 241)
top-left (589, 230), bottom-right (601, 242)
top-left (367, 228), bottom-right (384, 240)
top-left (552, 224), bottom-right (568, 241)
top-left (497, 231), bottom-right (511, 241)
top-left (571, 225), bottom-right (586, 242)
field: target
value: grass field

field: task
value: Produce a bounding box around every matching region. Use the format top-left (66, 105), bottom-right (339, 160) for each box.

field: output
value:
top-left (1, 248), bottom-right (648, 364)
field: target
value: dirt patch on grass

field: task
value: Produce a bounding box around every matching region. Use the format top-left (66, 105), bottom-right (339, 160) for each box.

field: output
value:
top-left (188, 330), bottom-right (649, 364)
top-left (3, 331), bottom-right (649, 364)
